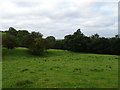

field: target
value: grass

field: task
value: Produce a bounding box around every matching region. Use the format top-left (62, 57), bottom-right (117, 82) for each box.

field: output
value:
top-left (2, 47), bottom-right (118, 88)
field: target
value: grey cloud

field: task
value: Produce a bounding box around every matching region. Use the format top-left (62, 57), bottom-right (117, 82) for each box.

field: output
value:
top-left (0, 0), bottom-right (118, 39)
top-left (15, 1), bottom-right (39, 7)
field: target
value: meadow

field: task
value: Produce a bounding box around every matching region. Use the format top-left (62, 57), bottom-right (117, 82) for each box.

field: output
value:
top-left (2, 47), bottom-right (118, 88)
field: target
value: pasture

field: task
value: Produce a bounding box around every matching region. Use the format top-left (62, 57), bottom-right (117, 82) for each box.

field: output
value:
top-left (2, 48), bottom-right (118, 88)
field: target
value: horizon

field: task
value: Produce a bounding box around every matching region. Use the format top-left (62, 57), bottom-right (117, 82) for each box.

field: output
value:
top-left (1, 27), bottom-right (118, 39)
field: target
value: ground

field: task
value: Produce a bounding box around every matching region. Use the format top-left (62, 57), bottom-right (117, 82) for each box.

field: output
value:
top-left (2, 47), bottom-right (118, 88)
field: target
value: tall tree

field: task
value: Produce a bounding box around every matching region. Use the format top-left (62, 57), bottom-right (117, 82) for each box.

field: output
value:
top-left (7, 27), bottom-right (18, 36)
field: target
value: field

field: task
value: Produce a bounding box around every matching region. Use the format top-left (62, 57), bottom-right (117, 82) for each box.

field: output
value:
top-left (3, 48), bottom-right (118, 88)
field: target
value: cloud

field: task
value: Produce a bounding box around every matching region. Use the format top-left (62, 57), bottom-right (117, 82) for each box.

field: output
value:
top-left (0, 0), bottom-right (118, 39)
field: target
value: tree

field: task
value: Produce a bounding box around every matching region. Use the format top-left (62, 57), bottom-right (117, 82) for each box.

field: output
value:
top-left (64, 34), bottom-right (75, 51)
top-left (64, 29), bottom-right (87, 52)
top-left (17, 30), bottom-right (30, 47)
top-left (30, 32), bottom-right (43, 39)
top-left (115, 35), bottom-right (119, 38)
top-left (24, 32), bottom-right (43, 48)
top-left (7, 27), bottom-right (18, 36)
top-left (46, 36), bottom-right (56, 49)
top-left (2, 34), bottom-right (18, 49)
top-left (91, 33), bottom-right (99, 39)
top-left (108, 38), bottom-right (120, 55)
top-left (29, 38), bottom-right (46, 55)
top-left (74, 29), bottom-right (81, 34)
top-left (54, 40), bottom-right (64, 49)
top-left (24, 32), bottom-right (46, 55)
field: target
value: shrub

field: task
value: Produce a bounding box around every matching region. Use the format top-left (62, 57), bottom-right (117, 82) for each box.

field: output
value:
top-left (29, 38), bottom-right (46, 55)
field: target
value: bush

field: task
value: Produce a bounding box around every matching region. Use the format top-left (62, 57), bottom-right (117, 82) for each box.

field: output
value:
top-left (29, 38), bottom-right (46, 55)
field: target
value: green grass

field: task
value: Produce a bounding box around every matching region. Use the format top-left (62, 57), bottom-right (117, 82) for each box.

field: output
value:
top-left (2, 47), bottom-right (118, 88)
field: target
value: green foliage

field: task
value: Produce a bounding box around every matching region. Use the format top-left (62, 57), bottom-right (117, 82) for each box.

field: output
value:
top-left (30, 32), bottom-right (43, 39)
top-left (46, 36), bottom-right (56, 49)
top-left (2, 29), bottom-right (46, 55)
top-left (64, 29), bottom-right (88, 52)
top-left (2, 27), bottom-right (120, 55)
top-left (17, 30), bottom-right (30, 47)
top-left (56, 29), bottom-right (120, 55)
top-left (7, 27), bottom-right (18, 36)
top-left (109, 38), bottom-right (120, 54)
top-left (2, 34), bottom-right (18, 49)
top-left (24, 32), bottom-right (43, 48)
top-left (24, 32), bottom-right (46, 55)
top-left (53, 40), bottom-right (64, 49)
top-left (29, 38), bottom-right (46, 55)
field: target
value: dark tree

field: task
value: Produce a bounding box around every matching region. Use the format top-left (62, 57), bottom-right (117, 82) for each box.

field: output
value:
top-left (7, 27), bottom-right (18, 36)
top-left (17, 30), bottom-right (30, 47)
top-left (29, 38), bottom-right (46, 55)
top-left (2, 34), bottom-right (18, 49)
top-left (24, 32), bottom-right (43, 48)
top-left (46, 36), bottom-right (56, 49)
top-left (2, 27), bottom-right (120, 55)
top-left (54, 40), bottom-right (64, 49)
top-left (64, 29), bottom-right (86, 52)
top-left (91, 33), bottom-right (99, 39)
top-left (24, 32), bottom-right (46, 55)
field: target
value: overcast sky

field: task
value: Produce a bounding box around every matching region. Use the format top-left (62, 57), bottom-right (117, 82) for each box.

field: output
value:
top-left (0, 0), bottom-right (119, 39)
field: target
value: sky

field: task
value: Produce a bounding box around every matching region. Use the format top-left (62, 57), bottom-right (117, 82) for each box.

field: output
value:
top-left (0, 0), bottom-right (119, 39)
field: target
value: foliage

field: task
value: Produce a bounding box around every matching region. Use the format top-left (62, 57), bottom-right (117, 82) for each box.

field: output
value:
top-left (45, 36), bottom-right (56, 49)
top-left (24, 32), bottom-right (43, 48)
top-left (7, 27), bottom-right (18, 36)
top-left (53, 40), bottom-right (64, 49)
top-left (64, 29), bottom-right (89, 52)
top-left (2, 27), bottom-right (120, 55)
top-left (29, 38), bottom-right (46, 55)
top-left (2, 34), bottom-right (18, 49)
top-left (24, 32), bottom-right (46, 55)
top-left (56, 29), bottom-right (120, 55)
top-left (17, 30), bottom-right (30, 47)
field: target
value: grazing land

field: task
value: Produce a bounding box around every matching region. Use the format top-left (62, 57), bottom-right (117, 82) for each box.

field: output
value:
top-left (3, 48), bottom-right (118, 88)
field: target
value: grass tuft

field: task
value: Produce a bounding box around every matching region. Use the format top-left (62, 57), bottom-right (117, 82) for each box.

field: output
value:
top-left (16, 80), bottom-right (33, 86)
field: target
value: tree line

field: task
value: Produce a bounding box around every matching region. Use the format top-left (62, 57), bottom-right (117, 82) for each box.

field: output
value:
top-left (2, 27), bottom-right (120, 55)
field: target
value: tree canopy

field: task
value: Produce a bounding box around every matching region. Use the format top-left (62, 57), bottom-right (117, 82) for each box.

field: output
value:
top-left (2, 27), bottom-right (120, 55)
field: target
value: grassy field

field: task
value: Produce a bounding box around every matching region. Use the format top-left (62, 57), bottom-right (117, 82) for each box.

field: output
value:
top-left (2, 47), bottom-right (118, 88)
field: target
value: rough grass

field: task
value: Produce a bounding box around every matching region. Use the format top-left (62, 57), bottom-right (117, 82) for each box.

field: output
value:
top-left (2, 47), bottom-right (118, 88)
